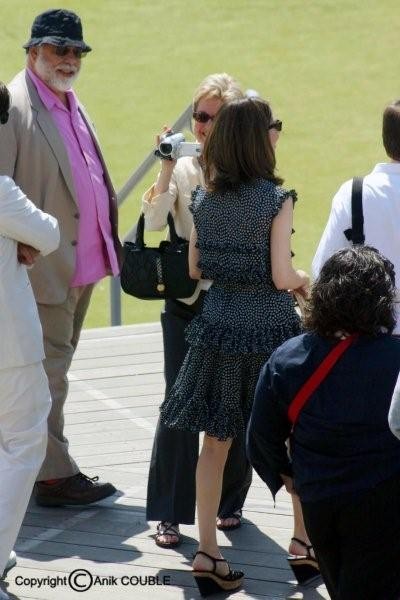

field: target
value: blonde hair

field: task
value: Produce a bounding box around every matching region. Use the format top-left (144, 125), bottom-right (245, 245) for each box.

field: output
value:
top-left (192, 73), bottom-right (244, 110)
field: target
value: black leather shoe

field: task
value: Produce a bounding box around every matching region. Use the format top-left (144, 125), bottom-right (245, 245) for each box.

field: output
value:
top-left (34, 473), bottom-right (117, 507)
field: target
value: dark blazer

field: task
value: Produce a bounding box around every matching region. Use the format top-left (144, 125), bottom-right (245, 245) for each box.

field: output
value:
top-left (247, 332), bottom-right (400, 502)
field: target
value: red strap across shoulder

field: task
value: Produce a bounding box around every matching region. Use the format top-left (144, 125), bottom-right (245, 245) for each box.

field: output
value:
top-left (288, 334), bottom-right (359, 425)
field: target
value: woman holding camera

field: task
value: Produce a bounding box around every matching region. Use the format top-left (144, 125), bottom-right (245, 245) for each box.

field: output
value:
top-left (160, 97), bottom-right (308, 595)
top-left (143, 74), bottom-right (251, 547)
top-left (248, 246), bottom-right (400, 600)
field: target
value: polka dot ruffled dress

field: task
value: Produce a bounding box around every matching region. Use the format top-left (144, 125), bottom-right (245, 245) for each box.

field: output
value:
top-left (160, 178), bottom-right (301, 440)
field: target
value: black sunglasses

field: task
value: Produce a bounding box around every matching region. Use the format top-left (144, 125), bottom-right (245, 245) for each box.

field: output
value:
top-left (268, 119), bottom-right (283, 132)
top-left (53, 46), bottom-right (87, 59)
top-left (192, 111), bottom-right (216, 124)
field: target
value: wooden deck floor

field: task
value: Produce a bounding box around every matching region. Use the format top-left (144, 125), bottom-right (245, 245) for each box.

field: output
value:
top-left (2, 323), bottom-right (329, 600)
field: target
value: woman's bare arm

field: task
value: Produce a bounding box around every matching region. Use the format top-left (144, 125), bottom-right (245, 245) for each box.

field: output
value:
top-left (270, 197), bottom-right (309, 293)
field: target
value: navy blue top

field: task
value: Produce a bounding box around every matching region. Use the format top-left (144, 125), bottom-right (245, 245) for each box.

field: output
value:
top-left (247, 332), bottom-right (400, 502)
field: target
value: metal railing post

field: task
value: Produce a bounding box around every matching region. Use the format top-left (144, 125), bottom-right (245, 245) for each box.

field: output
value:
top-left (109, 104), bottom-right (192, 326)
top-left (110, 275), bottom-right (122, 326)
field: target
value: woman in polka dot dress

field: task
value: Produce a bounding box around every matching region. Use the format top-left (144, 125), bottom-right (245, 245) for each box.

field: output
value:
top-left (160, 97), bottom-right (309, 594)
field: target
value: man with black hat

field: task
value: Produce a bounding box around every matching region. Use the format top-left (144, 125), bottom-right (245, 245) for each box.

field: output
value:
top-left (0, 9), bottom-right (121, 507)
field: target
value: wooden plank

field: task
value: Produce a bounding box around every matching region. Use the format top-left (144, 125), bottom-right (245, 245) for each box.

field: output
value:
top-left (68, 375), bottom-right (163, 390)
top-left (64, 417), bottom-right (158, 435)
top-left (64, 405), bottom-right (160, 421)
top-left (76, 450), bottom-right (151, 467)
top-left (80, 323), bottom-right (162, 338)
top-left (79, 324), bottom-right (161, 340)
top-left (66, 430), bottom-right (153, 444)
top-left (70, 439), bottom-right (153, 456)
top-left (65, 397), bottom-right (163, 412)
top-left (71, 364), bottom-right (163, 380)
top-left (68, 416), bottom-right (158, 440)
top-left (74, 341), bottom-right (163, 359)
top-left (67, 386), bottom-right (164, 402)
top-left (72, 353), bottom-right (163, 369)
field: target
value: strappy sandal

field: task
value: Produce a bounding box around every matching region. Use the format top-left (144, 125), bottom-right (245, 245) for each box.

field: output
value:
top-left (155, 521), bottom-right (182, 548)
top-left (287, 537), bottom-right (320, 584)
top-left (216, 509), bottom-right (242, 531)
top-left (192, 550), bottom-right (244, 597)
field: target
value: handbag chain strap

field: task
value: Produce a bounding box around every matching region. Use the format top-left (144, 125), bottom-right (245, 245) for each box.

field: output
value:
top-left (156, 257), bottom-right (165, 293)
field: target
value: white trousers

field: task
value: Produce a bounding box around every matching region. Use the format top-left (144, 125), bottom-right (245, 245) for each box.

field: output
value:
top-left (0, 362), bottom-right (50, 574)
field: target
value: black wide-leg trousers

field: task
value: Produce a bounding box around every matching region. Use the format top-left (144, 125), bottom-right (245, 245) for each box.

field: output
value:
top-left (146, 294), bottom-right (252, 524)
top-left (301, 474), bottom-right (400, 600)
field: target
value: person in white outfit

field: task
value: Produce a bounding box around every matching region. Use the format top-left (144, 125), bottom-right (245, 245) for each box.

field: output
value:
top-left (313, 99), bottom-right (400, 336)
top-left (0, 82), bottom-right (59, 599)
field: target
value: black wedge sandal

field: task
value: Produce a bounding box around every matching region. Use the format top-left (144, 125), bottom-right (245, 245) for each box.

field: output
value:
top-left (287, 537), bottom-right (320, 584)
top-left (192, 550), bottom-right (244, 597)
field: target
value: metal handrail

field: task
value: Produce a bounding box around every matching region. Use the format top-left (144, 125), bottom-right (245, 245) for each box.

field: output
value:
top-left (109, 104), bottom-right (193, 326)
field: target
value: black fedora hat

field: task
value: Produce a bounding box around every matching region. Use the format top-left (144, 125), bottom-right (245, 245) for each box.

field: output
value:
top-left (23, 9), bottom-right (92, 52)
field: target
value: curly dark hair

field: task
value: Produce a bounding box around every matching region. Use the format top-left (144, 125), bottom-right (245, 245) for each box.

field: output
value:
top-left (305, 246), bottom-right (396, 337)
top-left (0, 81), bottom-right (10, 125)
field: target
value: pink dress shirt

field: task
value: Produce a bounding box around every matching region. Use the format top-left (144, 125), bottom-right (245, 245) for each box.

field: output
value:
top-left (28, 69), bottom-right (119, 286)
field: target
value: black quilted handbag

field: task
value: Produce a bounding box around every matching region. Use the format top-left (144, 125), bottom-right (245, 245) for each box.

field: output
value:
top-left (120, 212), bottom-right (197, 300)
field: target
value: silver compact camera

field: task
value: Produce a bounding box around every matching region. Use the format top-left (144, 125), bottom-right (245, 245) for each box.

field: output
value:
top-left (156, 132), bottom-right (201, 161)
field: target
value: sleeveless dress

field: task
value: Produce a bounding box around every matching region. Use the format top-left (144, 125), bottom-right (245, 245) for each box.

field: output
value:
top-left (160, 178), bottom-right (301, 440)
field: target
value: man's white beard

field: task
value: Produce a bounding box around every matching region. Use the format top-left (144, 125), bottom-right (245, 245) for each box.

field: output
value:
top-left (35, 53), bottom-right (80, 92)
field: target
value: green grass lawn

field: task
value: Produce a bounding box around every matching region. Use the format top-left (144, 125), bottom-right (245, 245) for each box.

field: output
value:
top-left (2, 0), bottom-right (399, 327)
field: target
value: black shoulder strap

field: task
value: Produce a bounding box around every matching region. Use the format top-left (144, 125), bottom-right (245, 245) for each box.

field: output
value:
top-left (344, 177), bottom-right (365, 245)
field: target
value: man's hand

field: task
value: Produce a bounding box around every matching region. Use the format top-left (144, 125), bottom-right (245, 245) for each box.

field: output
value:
top-left (17, 243), bottom-right (40, 266)
top-left (294, 270), bottom-right (310, 298)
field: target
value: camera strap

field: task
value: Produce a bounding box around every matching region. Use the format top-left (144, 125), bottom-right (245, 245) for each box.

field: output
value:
top-left (344, 177), bottom-right (365, 244)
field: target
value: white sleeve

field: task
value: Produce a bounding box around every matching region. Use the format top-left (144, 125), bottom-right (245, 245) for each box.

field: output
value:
top-left (141, 169), bottom-right (178, 231)
top-left (0, 176), bottom-right (60, 256)
top-left (389, 372), bottom-right (400, 440)
top-left (312, 181), bottom-right (352, 279)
